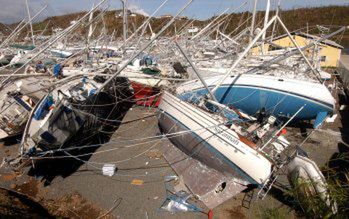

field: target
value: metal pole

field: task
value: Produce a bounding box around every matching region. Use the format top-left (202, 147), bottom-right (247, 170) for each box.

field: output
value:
top-left (1, 20), bottom-right (25, 46)
top-left (211, 15), bottom-right (277, 94)
top-left (98, 0), bottom-right (194, 92)
top-left (191, 7), bottom-right (230, 40)
top-left (175, 41), bottom-right (218, 101)
top-left (1, 0), bottom-right (107, 86)
top-left (121, 0), bottom-right (128, 43)
top-left (261, 0), bottom-right (270, 54)
top-left (276, 16), bottom-right (322, 82)
top-left (0, 5), bottom-right (47, 49)
top-left (87, 3), bottom-right (95, 44)
top-left (250, 0), bottom-right (259, 43)
top-left (25, 0), bottom-right (35, 46)
top-left (117, 0), bottom-right (169, 50)
top-left (192, 1), bottom-right (247, 41)
top-left (259, 105), bottom-right (305, 151)
top-left (270, 0), bottom-right (281, 41)
top-left (247, 26), bottom-right (347, 75)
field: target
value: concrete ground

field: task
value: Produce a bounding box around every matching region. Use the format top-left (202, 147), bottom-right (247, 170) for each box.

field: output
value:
top-left (341, 54), bottom-right (349, 67)
top-left (0, 99), bottom-right (347, 218)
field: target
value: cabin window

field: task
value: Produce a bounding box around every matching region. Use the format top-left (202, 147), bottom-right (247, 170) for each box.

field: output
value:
top-left (320, 56), bottom-right (326, 62)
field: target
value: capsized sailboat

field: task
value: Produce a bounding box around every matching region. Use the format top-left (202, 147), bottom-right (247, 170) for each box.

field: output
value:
top-left (158, 91), bottom-right (336, 210)
top-left (158, 91), bottom-right (289, 185)
top-left (20, 74), bottom-right (133, 157)
top-left (177, 73), bottom-right (335, 121)
top-left (0, 76), bottom-right (52, 139)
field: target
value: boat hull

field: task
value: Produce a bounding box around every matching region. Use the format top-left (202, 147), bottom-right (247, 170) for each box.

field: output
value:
top-left (158, 92), bottom-right (272, 185)
top-left (0, 76), bottom-right (52, 139)
top-left (177, 74), bottom-right (335, 121)
top-left (130, 81), bottom-right (161, 107)
top-left (21, 76), bottom-right (133, 155)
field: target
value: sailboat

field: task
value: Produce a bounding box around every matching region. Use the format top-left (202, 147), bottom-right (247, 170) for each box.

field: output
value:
top-left (20, 74), bottom-right (133, 157)
top-left (157, 38), bottom-right (336, 210)
top-left (19, 0), bottom-right (193, 156)
top-left (0, 76), bottom-right (52, 139)
top-left (175, 16), bottom-right (345, 123)
top-left (176, 73), bottom-right (335, 122)
top-left (158, 91), bottom-right (282, 185)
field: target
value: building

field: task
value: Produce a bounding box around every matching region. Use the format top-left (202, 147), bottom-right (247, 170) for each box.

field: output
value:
top-left (251, 32), bottom-right (344, 67)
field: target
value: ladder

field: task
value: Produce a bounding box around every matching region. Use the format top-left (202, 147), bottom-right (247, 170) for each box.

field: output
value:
top-left (257, 161), bottom-right (286, 199)
top-left (257, 174), bottom-right (278, 199)
top-left (242, 189), bottom-right (255, 209)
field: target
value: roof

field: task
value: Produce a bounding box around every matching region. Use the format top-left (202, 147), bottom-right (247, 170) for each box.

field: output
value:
top-left (271, 31), bottom-right (344, 49)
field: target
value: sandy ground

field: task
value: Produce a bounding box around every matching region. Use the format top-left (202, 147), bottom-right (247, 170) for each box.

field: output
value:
top-left (0, 99), bottom-right (347, 219)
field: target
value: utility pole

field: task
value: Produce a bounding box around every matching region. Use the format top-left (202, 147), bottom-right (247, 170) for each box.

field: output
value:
top-left (25, 0), bottom-right (35, 46)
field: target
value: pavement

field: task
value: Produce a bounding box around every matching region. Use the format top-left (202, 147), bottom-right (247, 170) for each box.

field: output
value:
top-left (0, 100), bottom-right (348, 218)
top-left (340, 53), bottom-right (349, 70)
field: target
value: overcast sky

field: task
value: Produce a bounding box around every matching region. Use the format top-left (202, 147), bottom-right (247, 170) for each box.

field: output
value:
top-left (0, 0), bottom-right (348, 24)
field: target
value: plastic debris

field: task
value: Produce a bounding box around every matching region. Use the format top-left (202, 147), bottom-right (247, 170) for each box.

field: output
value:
top-left (102, 164), bottom-right (116, 177)
top-left (340, 105), bottom-right (348, 110)
top-left (160, 190), bottom-right (202, 214)
top-left (326, 114), bottom-right (337, 123)
top-left (164, 175), bottom-right (178, 182)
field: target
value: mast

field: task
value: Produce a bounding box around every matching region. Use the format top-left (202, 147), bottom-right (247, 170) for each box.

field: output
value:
top-left (261, 0), bottom-right (270, 54)
top-left (121, 0), bottom-right (128, 43)
top-left (0, 5), bottom-right (47, 49)
top-left (87, 3), bottom-right (95, 44)
top-left (211, 15), bottom-right (278, 94)
top-left (191, 7), bottom-right (230, 41)
top-left (1, 0), bottom-right (108, 86)
top-left (250, 0), bottom-right (258, 43)
top-left (270, 0), bottom-right (281, 41)
top-left (25, 0), bottom-right (35, 45)
top-left (192, 1), bottom-right (247, 42)
top-left (175, 41), bottom-right (218, 102)
top-left (116, 0), bottom-right (169, 50)
top-left (98, 0), bottom-right (194, 92)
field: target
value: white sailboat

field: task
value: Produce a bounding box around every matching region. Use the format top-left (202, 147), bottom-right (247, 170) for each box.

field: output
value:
top-left (158, 91), bottom-right (288, 185)
top-left (0, 76), bottom-right (52, 139)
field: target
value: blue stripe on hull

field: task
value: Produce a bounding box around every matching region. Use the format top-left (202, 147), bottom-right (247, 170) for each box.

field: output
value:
top-left (180, 85), bottom-right (334, 121)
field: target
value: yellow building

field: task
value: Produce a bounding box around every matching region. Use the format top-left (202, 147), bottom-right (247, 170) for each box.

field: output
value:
top-left (251, 32), bottom-right (343, 67)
